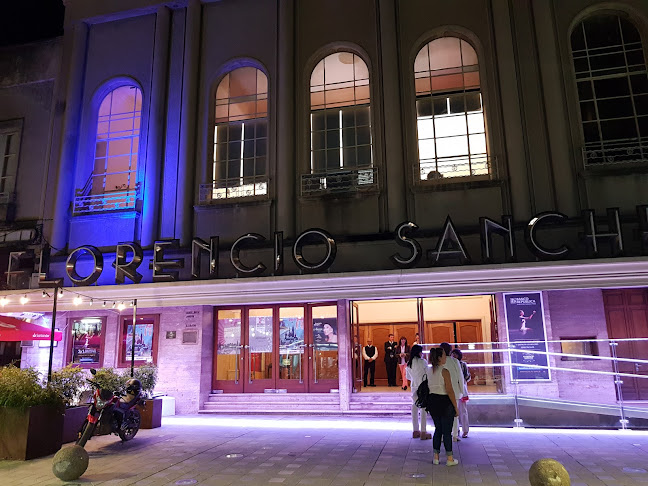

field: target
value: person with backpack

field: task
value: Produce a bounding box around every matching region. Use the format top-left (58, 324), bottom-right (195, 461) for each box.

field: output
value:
top-left (427, 347), bottom-right (459, 466)
top-left (406, 344), bottom-right (431, 440)
top-left (451, 348), bottom-right (471, 438)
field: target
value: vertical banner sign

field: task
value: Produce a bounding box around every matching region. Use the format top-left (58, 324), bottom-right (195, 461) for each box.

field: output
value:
top-left (503, 292), bottom-right (550, 381)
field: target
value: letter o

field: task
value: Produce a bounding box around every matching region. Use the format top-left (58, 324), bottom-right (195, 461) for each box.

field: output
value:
top-left (66, 246), bottom-right (104, 286)
top-left (292, 228), bottom-right (337, 272)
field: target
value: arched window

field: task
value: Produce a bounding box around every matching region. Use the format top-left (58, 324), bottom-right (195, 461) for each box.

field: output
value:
top-left (571, 14), bottom-right (648, 165)
top-left (414, 37), bottom-right (488, 180)
top-left (309, 52), bottom-right (373, 190)
top-left (211, 67), bottom-right (268, 200)
top-left (92, 85), bottom-right (141, 196)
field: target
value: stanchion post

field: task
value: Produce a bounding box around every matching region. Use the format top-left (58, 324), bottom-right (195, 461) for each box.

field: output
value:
top-left (130, 299), bottom-right (138, 377)
top-left (610, 340), bottom-right (628, 429)
top-left (47, 286), bottom-right (59, 384)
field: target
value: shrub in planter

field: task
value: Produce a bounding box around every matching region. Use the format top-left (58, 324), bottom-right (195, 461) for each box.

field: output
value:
top-left (92, 367), bottom-right (126, 395)
top-left (133, 365), bottom-right (162, 429)
top-left (0, 366), bottom-right (64, 460)
top-left (49, 365), bottom-right (90, 443)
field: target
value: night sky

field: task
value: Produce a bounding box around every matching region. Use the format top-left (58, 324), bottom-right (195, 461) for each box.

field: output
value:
top-left (0, 0), bottom-right (65, 47)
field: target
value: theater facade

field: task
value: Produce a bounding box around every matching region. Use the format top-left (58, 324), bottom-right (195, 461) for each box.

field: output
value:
top-left (1, 0), bottom-right (648, 425)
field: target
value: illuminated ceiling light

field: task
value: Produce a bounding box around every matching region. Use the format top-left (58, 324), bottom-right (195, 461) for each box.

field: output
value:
top-left (58, 289), bottom-right (64, 298)
top-left (89, 299), bottom-right (93, 306)
top-left (0, 297), bottom-right (8, 306)
top-left (102, 301), bottom-right (107, 308)
top-left (117, 302), bottom-right (126, 311)
top-left (42, 290), bottom-right (49, 298)
top-left (112, 302), bottom-right (116, 309)
top-left (20, 295), bottom-right (29, 305)
top-left (73, 296), bottom-right (82, 306)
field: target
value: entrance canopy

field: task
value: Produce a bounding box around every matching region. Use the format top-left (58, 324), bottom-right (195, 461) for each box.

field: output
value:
top-left (0, 315), bottom-right (62, 341)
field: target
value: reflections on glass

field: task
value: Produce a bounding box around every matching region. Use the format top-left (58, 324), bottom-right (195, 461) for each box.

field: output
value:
top-left (249, 308), bottom-right (273, 381)
top-left (279, 307), bottom-right (305, 382)
top-left (312, 305), bottom-right (339, 382)
top-left (216, 309), bottom-right (242, 382)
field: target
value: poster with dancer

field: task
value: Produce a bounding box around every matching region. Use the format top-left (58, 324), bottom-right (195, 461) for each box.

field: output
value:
top-left (503, 292), bottom-right (550, 381)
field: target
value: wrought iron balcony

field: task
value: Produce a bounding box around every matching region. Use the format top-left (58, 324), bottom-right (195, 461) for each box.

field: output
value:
top-left (199, 176), bottom-right (268, 204)
top-left (73, 171), bottom-right (139, 215)
top-left (419, 154), bottom-right (496, 181)
top-left (301, 167), bottom-right (378, 196)
top-left (582, 139), bottom-right (648, 167)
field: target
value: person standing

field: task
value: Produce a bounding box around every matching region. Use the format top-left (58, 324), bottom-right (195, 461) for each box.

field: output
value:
top-left (384, 334), bottom-right (398, 387)
top-left (428, 347), bottom-right (459, 466)
top-left (451, 348), bottom-right (471, 438)
top-left (362, 338), bottom-right (378, 387)
top-left (406, 344), bottom-right (431, 439)
top-left (397, 336), bottom-right (411, 390)
top-left (440, 342), bottom-right (465, 442)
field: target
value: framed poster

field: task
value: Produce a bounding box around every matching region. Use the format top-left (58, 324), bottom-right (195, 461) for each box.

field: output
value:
top-left (503, 292), bottom-right (550, 381)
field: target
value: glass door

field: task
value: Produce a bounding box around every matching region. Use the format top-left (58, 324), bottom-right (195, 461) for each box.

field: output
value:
top-left (309, 305), bottom-right (339, 392)
top-left (278, 306), bottom-right (306, 392)
top-left (214, 309), bottom-right (243, 392)
top-left (246, 307), bottom-right (274, 392)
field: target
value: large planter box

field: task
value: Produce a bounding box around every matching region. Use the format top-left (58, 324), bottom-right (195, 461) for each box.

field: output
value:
top-left (136, 398), bottom-right (162, 429)
top-left (62, 406), bottom-right (88, 443)
top-left (0, 405), bottom-right (64, 460)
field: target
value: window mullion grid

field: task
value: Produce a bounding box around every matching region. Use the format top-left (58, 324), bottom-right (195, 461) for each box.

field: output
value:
top-left (583, 22), bottom-right (605, 156)
top-left (619, 16), bottom-right (643, 157)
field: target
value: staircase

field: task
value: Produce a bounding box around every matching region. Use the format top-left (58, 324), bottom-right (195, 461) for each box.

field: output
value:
top-left (200, 392), bottom-right (342, 414)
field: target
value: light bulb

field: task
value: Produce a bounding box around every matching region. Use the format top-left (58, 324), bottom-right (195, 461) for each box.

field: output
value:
top-left (58, 289), bottom-right (64, 298)
top-left (89, 299), bottom-right (93, 306)
top-left (73, 296), bottom-right (82, 306)
top-left (117, 302), bottom-right (126, 311)
top-left (20, 295), bottom-right (29, 305)
top-left (0, 297), bottom-right (8, 306)
top-left (42, 290), bottom-right (48, 298)
top-left (112, 302), bottom-right (116, 309)
top-left (102, 301), bottom-right (107, 308)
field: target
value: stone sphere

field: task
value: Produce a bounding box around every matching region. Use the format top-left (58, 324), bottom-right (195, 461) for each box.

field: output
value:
top-left (52, 445), bottom-right (89, 481)
top-left (529, 458), bottom-right (570, 486)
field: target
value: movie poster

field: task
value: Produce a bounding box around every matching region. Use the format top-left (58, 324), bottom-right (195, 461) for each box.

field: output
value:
top-left (503, 292), bottom-right (550, 381)
top-left (249, 315), bottom-right (273, 353)
top-left (312, 317), bottom-right (338, 347)
top-left (279, 316), bottom-right (304, 354)
top-left (217, 318), bottom-right (241, 355)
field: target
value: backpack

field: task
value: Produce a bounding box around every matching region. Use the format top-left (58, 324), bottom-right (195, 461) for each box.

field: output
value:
top-left (415, 375), bottom-right (432, 413)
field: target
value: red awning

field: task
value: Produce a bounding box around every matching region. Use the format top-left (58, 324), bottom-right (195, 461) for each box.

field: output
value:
top-left (0, 315), bottom-right (62, 342)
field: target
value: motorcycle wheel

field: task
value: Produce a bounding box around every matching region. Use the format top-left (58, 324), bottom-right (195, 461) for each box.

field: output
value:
top-left (119, 409), bottom-right (141, 442)
top-left (76, 420), bottom-right (96, 447)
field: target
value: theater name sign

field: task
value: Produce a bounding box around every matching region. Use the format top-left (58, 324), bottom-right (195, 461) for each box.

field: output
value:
top-left (59, 207), bottom-right (648, 287)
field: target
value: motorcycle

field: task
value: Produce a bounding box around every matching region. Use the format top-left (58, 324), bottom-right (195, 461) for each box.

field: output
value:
top-left (76, 369), bottom-right (145, 447)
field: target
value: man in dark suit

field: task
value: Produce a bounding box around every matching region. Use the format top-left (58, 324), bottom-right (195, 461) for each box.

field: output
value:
top-left (384, 333), bottom-right (398, 387)
top-left (362, 338), bottom-right (378, 387)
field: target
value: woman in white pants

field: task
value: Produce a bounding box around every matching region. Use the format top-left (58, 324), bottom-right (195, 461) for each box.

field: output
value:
top-left (406, 345), bottom-right (431, 440)
top-left (451, 348), bottom-right (470, 438)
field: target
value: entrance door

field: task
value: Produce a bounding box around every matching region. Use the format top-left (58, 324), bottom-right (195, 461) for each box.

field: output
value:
top-left (358, 324), bottom-right (417, 386)
top-left (213, 304), bottom-right (336, 393)
top-left (603, 289), bottom-right (648, 400)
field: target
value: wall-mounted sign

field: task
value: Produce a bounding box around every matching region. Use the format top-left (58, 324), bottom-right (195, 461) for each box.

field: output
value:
top-left (57, 206), bottom-right (648, 287)
top-left (166, 331), bottom-right (176, 339)
top-left (503, 292), bottom-right (550, 381)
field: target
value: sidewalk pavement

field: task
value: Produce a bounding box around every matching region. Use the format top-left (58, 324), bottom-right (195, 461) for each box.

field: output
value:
top-left (1, 415), bottom-right (648, 486)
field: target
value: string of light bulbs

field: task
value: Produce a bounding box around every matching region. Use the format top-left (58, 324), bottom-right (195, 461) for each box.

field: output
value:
top-left (0, 287), bottom-right (136, 311)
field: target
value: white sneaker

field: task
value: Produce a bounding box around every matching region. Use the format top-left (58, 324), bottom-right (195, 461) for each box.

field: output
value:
top-left (447, 459), bottom-right (459, 467)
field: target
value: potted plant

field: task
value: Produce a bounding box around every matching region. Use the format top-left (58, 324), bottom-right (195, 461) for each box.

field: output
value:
top-left (49, 365), bottom-right (89, 443)
top-left (133, 365), bottom-right (161, 429)
top-left (0, 365), bottom-right (64, 460)
top-left (92, 367), bottom-right (126, 395)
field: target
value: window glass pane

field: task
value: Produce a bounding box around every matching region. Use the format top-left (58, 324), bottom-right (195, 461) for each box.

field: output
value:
top-left (434, 113), bottom-right (467, 138)
top-left (469, 133), bottom-right (487, 154)
top-left (467, 113), bottom-right (485, 134)
top-left (428, 37), bottom-right (462, 71)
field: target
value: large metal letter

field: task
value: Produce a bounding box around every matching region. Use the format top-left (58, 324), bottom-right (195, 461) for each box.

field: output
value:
top-left (427, 216), bottom-right (471, 265)
top-left (230, 233), bottom-right (266, 277)
top-left (390, 222), bottom-right (422, 268)
top-left (66, 246), bottom-right (104, 286)
top-left (274, 231), bottom-right (284, 276)
top-left (638, 205), bottom-right (648, 255)
top-left (149, 240), bottom-right (184, 282)
top-left (292, 228), bottom-right (337, 273)
top-left (479, 215), bottom-right (516, 263)
top-left (113, 242), bottom-right (144, 284)
top-left (524, 212), bottom-right (570, 260)
top-left (581, 208), bottom-right (624, 257)
top-left (191, 237), bottom-right (219, 279)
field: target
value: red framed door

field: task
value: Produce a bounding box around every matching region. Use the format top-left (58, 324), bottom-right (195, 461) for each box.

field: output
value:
top-left (245, 307), bottom-right (275, 392)
top-left (309, 304), bottom-right (339, 392)
top-left (278, 305), bottom-right (307, 392)
top-left (213, 308), bottom-right (244, 393)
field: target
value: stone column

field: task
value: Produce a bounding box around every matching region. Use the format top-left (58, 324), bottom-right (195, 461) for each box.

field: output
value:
top-left (337, 299), bottom-right (351, 411)
top-left (175, 0), bottom-right (201, 245)
top-left (141, 7), bottom-right (171, 248)
top-left (275, 0), bottom-right (295, 239)
top-left (50, 21), bottom-right (88, 252)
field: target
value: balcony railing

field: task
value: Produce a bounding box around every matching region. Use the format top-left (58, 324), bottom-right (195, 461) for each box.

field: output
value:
top-left (73, 171), bottom-right (139, 215)
top-left (582, 139), bottom-right (648, 167)
top-left (199, 176), bottom-right (268, 204)
top-left (301, 167), bottom-right (378, 196)
top-left (419, 154), bottom-right (496, 181)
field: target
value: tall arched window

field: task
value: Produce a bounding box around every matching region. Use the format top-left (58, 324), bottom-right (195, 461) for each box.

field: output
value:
top-left (92, 85), bottom-right (141, 196)
top-left (308, 52), bottom-right (373, 192)
top-left (571, 14), bottom-right (648, 165)
top-left (210, 67), bottom-right (268, 200)
top-left (414, 37), bottom-right (488, 180)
